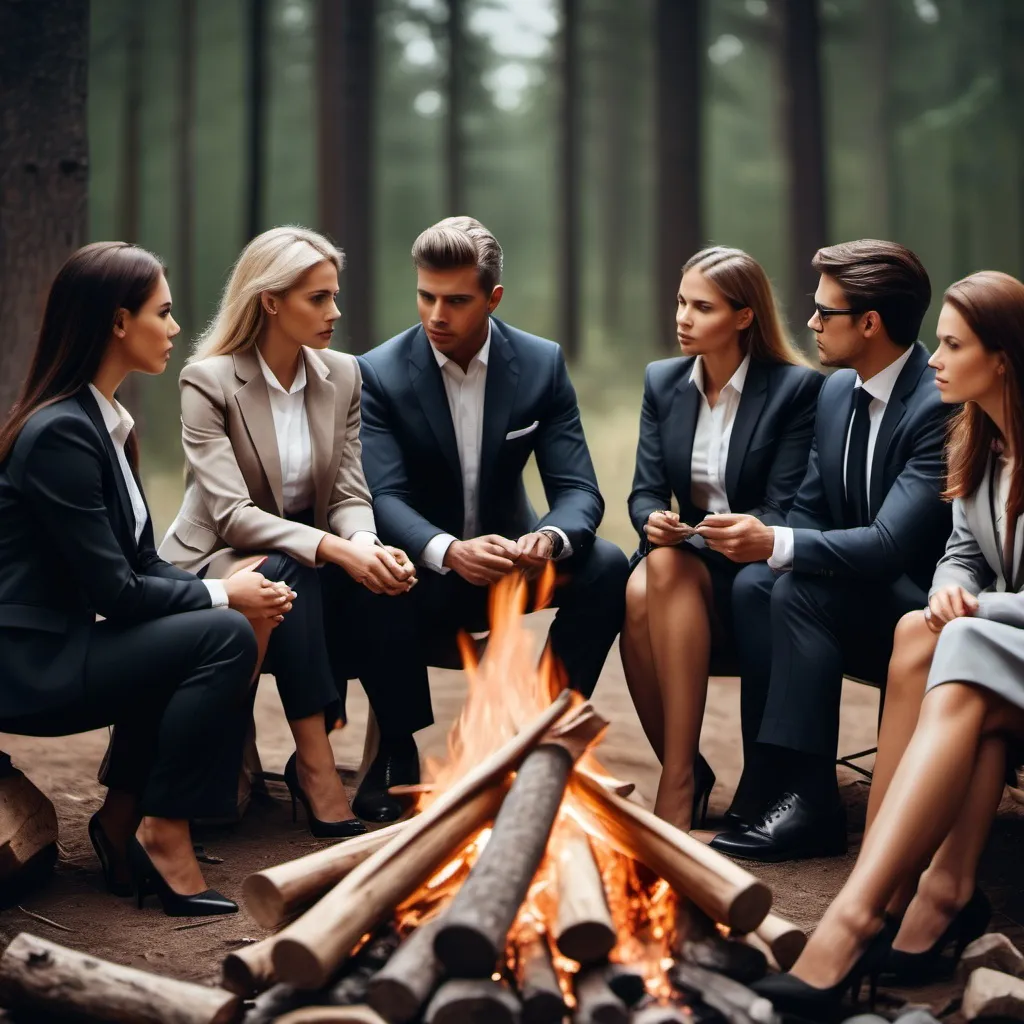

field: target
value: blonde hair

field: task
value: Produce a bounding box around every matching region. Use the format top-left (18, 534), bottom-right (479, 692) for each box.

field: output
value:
top-left (683, 246), bottom-right (808, 366)
top-left (190, 226), bottom-right (344, 361)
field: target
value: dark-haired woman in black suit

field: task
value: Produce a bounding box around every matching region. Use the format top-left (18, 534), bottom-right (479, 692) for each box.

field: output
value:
top-left (0, 242), bottom-right (291, 915)
top-left (622, 246), bottom-right (823, 831)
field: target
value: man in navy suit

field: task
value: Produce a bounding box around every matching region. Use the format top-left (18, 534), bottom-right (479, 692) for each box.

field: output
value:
top-left (695, 240), bottom-right (955, 862)
top-left (358, 216), bottom-right (629, 704)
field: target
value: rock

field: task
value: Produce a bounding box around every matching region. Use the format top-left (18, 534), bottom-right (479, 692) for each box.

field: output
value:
top-left (963, 966), bottom-right (1024, 1020)
top-left (895, 1010), bottom-right (943, 1024)
top-left (959, 933), bottom-right (1024, 981)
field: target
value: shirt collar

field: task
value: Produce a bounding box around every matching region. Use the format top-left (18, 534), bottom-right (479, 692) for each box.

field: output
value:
top-left (857, 344), bottom-right (915, 404)
top-left (690, 352), bottom-right (751, 398)
top-left (430, 321), bottom-right (492, 372)
top-left (256, 346), bottom-right (307, 396)
top-left (87, 383), bottom-right (134, 446)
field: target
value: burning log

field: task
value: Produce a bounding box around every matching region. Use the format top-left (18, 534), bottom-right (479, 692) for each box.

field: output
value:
top-left (0, 932), bottom-right (240, 1024)
top-left (514, 926), bottom-right (567, 1024)
top-left (632, 1006), bottom-right (688, 1024)
top-left (223, 935), bottom-right (278, 997)
top-left (572, 773), bottom-right (771, 935)
top-left (749, 914), bottom-right (806, 972)
top-left (243, 822), bottom-right (406, 929)
top-left (670, 961), bottom-right (779, 1024)
top-left (554, 827), bottom-right (616, 965)
top-left (366, 916), bottom-right (445, 1023)
top-left (574, 967), bottom-right (628, 1024)
top-left (434, 703), bottom-right (608, 978)
top-left (601, 962), bottom-right (646, 1006)
top-left (673, 901), bottom-right (766, 986)
top-left (423, 978), bottom-right (521, 1024)
top-left (273, 1010), bottom-right (386, 1024)
top-left (271, 690), bottom-right (575, 989)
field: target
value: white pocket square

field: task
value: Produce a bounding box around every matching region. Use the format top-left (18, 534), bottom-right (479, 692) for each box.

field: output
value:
top-left (505, 420), bottom-right (539, 440)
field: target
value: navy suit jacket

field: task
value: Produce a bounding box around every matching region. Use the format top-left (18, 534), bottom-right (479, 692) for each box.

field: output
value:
top-left (628, 356), bottom-right (824, 551)
top-left (358, 318), bottom-right (604, 561)
top-left (787, 340), bottom-right (955, 592)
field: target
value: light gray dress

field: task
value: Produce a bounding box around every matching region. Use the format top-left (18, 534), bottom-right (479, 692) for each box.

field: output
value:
top-left (927, 455), bottom-right (1024, 704)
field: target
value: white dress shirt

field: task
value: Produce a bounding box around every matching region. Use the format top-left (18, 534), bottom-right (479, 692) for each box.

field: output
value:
top-left (768, 344), bottom-right (915, 570)
top-left (256, 349), bottom-right (377, 549)
top-left (88, 384), bottom-right (227, 608)
top-left (420, 323), bottom-right (572, 573)
top-left (689, 354), bottom-right (750, 514)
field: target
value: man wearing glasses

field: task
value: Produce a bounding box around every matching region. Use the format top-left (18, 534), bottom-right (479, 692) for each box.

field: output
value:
top-left (692, 240), bottom-right (954, 862)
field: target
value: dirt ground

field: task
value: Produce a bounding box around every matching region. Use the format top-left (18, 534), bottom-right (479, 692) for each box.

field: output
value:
top-left (1, 609), bottom-right (1023, 1019)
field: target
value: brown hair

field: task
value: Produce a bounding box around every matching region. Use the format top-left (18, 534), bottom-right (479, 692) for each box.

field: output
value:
top-left (941, 271), bottom-right (1024, 526)
top-left (0, 241), bottom-right (165, 466)
top-left (411, 215), bottom-right (503, 294)
top-left (811, 239), bottom-right (931, 347)
top-left (683, 246), bottom-right (808, 366)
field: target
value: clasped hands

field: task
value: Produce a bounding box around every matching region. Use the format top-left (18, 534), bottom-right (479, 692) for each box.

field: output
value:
top-left (924, 584), bottom-right (979, 634)
top-left (645, 510), bottom-right (775, 563)
top-left (444, 531), bottom-right (555, 586)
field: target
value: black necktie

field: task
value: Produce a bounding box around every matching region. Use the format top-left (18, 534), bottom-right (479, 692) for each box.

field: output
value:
top-left (845, 387), bottom-right (873, 526)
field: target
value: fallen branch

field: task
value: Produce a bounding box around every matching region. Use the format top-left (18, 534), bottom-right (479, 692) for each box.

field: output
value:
top-left (16, 906), bottom-right (73, 933)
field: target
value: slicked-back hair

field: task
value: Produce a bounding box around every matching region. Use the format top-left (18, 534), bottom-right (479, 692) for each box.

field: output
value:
top-left (411, 216), bottom-right (503, 294)
top-left (811, 239), bottom-right (931, 348)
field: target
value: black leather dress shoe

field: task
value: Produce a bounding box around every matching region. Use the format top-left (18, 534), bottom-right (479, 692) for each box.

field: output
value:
top-left (352, 737), bottom-right (420, 823)
top-left (709, 791), bottom-right (847, 863)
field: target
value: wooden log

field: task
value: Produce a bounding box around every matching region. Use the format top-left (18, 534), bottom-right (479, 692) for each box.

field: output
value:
top-left (959, 932), bottom-right (1024, 980)
top-left (554, 827), bottom-right (616, 965)
top-left (223, 936), bottom-right (278, 997)
top-left (601, 963), bottom-right (646, 1007)
top-left (571, 772), bottom-right (771, 935)
top-left (0, 756), bottom-right (58, 885)
top-left (423, 978), bottom-right (521, 1024)
top-left (271, 690), bottom-right (575, 989)
top-left (673, 891), bottom-right (766, 983)
top-left (366, 917), bottom-right (445, 1023)
top-left (515, 927), bottom-right (566, 1024)
top-left (434, 704), bottom-right (608, 977)
top-left (632, 1006), bottom-right (688, 1024)
top-left (574, 967), bottom-right (628, 1024)
top-left (274, 1010), bottom-right (387, 1024)
top-left (243, 822), bottom-right (406, 929)
top-left (0, 932), bottom-right (241, 1024)
top-left (962, 966), bottom-right (1024, 1021)
top-left (750, 914), bottom-right (806, 972)
top-left (669, 961), bottom-right (779, 1024)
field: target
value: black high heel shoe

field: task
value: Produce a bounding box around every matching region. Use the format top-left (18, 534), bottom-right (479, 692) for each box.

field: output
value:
top-left (752, 918), bottom-right (897, 1020)
top-left (692, 753), bottom-right (716, 830)
top-left (127, 837), bottom-right (237, 917)
top-left (88, 813), bottom-right (132, 898)
top-left (883, 888), bottom-right (991, 986)
top-left (283, 753), bottom-right (368, 841)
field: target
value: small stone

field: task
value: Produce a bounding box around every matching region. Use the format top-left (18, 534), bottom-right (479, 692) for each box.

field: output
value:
top-left (963, 966), bottom-right (1024, 1021)
top-left (959, 932), bottom-right (1024, 981)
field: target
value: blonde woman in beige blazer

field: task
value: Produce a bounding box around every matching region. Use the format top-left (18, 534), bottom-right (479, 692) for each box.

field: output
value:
top-left (160, 227), bottom-right (433, 836)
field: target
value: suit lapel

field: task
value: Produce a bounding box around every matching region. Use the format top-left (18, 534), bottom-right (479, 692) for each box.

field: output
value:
top-left (232, 348), bottom-right (285, 515)
top-left (823, 378), bottom-right (855, 526)
top-left (479, 321), bottom-right (519, 500)
top-left (668, 362), bottom-right (701, 507)
top-left (408, 327), bottom-right (463, 487)
top-left (302, 348), bottom-right (336, 517)
top-left (725, 358), bottom-right (768, 505)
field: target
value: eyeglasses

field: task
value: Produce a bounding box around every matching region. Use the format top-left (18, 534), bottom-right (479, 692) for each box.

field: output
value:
top-left (810, 301), bottom-right (863, 331)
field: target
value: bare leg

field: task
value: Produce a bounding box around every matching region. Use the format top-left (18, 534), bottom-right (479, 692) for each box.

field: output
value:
top-left (621, 560), bottom-right (665, 761)
top-left (136, 817), bottom-right (208, 895)
top-left (645, 546), bottom-right (715, 831)
top-left (892, 734), bottom-right (1006, 952)
top-left (289, 713), bottom-right (355, 821)
top-left (789, 682), bottom-right (1024, 989)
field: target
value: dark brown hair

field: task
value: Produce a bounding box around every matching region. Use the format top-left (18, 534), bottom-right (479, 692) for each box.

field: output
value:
top-left (941, 271), bottom-right (1024, 526)
top-left (0, 241), bottom-right (165, 464)
top-left (683, 246), bottom-right (808, 367)
top-left (811, 239), bottom-right (931, 347)
top-left (411, 215), bottom-right (503, 294)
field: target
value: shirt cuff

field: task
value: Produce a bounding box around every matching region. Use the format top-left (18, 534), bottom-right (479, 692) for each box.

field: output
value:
top-left (203, 579), bottom-right (229, 609)
top-left (767, 526), bottom-right (794, 572)
top-left (540, 526), bottom-right (573, 561)
top-left (421, 532), bottom-right (457, 574)
top-left (350, 531), bottom-right (381, 548)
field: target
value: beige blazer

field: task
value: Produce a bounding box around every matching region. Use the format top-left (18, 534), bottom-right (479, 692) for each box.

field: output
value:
top-left (158, 345), bottom-right (377, 575)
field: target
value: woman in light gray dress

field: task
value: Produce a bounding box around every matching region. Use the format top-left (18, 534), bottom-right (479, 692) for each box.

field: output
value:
top-left (751, 271), bottom-right (1024, 1019)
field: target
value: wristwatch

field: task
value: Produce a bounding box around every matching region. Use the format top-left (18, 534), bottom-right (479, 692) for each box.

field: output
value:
top-left (538, 527), bottom-right (565, 559)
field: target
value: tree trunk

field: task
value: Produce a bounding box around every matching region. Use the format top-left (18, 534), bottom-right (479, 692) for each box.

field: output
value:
top-left (558, 0), bottom-right (581, 361)
top-left (177, 0), bottom-right (197, 330)
top-left (445, 0), bottom-right (464, 215)
top-left (317, 0), bottom-right (375, 354)
top-left (654, 0), bottom-right (703, 349)
top-left (777, 0), bottom-right (828, 336)
top-left (245, 0), bottom-right (268, 242)
top-left (0, 0), bottom-right (89, 418)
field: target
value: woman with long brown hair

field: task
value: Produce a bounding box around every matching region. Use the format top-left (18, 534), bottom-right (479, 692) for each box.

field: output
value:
top-left (754, 271), bottom-right (1024, 1017)
top-left (0, 242), bottom-right (290, 916)
top-left (622, 246), bottom-right (823, 830)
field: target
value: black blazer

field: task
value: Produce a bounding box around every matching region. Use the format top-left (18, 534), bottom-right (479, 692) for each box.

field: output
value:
top-left (358, 317), bottom-right (604, 561)
top-left (628, 356), bottom-right (824, 552)
top-left (787, 341), bottom-right (955, 592)
top-left (0, 390), bottom-right (211, 719)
